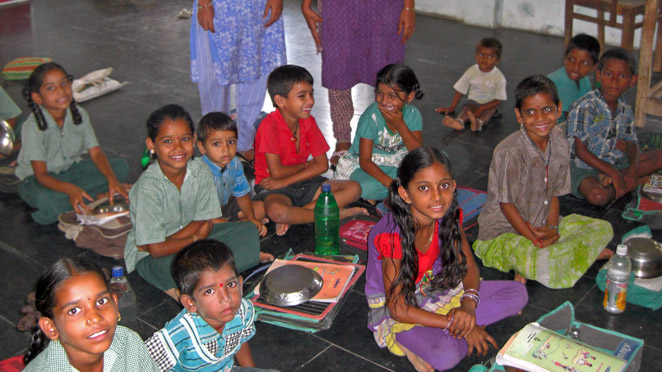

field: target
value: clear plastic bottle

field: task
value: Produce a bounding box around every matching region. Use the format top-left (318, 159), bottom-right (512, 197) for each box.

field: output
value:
top-left (314, 183), bottom-right (340, 255)
top-left (109, 266), bottom-right (137, 324)
top-left (603, 244), bottom-right (631, 314)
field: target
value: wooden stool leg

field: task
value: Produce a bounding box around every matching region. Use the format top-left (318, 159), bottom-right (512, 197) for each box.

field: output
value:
top-left (598, 9), bottom-right (606, 49)
top-left (654, 4), bottom-right (662, 72)
top-left (565, 0), bottom-right (574, 50)
top-left (621, 9), bottom-right (636, 51)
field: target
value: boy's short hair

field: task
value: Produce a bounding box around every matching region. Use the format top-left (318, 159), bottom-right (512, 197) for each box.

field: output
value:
top-left (597, 47), bottom-right (637, 75)
top-left (565, 34), bottom-right (601, 63)
top-left (477, 38), bottom-right (503, 59)
top-left (197, 112), bottom-right (237, 143)
top-left (515, 75), bottom-right (560, 109)
top-left (267, 65), bottom-right (314, 106)
top-left (171, 240), bottom-right (238, 297)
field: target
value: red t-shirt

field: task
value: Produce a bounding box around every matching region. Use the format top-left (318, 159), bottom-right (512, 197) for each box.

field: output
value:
top-left (375, 222), bottom-right (440, 284)
top-left (254, 110), bottom-right (330, 185)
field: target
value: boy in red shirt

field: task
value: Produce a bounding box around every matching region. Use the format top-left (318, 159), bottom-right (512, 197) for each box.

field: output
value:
top-left (254, 65), bottom-right (367, 235)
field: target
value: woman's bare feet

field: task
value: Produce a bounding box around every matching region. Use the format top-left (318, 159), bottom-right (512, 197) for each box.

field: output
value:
top-left (259, 252), bottom-right (275, 263)
top-left (339, 207), bottom-right (369, 219)
top-left (330, 142), bottom-right (351, 166)
top-left (399, 343), bottom-right (434, 372)
top-left (442, 116), bottom-right (464, 130)
top-left (597, 247), bottom-right (614, 261)
top-left (276, 223), bottom-right (290, 236)
top-left (514, 272), bottom-right (527, 285)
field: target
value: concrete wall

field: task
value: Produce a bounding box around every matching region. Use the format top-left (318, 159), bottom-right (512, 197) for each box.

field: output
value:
top-left (417, 0), bottom-right (645, 48)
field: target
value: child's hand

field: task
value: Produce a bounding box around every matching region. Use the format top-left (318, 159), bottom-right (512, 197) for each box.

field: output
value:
top-left (67, 185), bottom-right (94, 214)
top-left (106, 179), bottom-right (128, 204)
top-left (249, 218), bottom-right (267, 237)
top-left (263, 0), bottom-right (283, 28)
top-left (197, 1), bottom-right (215, 33)
top-left (260, 177), bottom-right (284, 190)
top-left (465, 326), bottom-right (498, 357)
top-left (435, 106), bottom-right (454, 115)
top-left (611, 171), bottom-right (627, 198)
top-left (623, 165), bottom-right (639, 192)
top-left (378, 105), bottom-right (406, 131)
top-left (197, 220), bottom-right (214, 239)
top-left (448, 305), bottom-right (476, 339)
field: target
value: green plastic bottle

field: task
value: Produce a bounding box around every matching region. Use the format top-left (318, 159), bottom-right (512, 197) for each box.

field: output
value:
top-left (314, 183), bottom-right (340, 255)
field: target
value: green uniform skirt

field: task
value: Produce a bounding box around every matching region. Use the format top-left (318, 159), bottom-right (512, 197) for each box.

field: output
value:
top-left (135, 221), bottom-right (260, 292)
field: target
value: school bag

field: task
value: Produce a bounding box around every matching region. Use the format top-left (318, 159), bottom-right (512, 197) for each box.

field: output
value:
top-left (57, 197), bottom-right (131, 259)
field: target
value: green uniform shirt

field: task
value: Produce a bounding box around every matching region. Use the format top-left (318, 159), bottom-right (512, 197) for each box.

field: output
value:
top-left (0, 86), bottom-right (20, 121)
top-left (23, 325), bottom-right (158, 372)
top-left (124, 158), bottom-right (222, 273)
top-left (15, 106), bottom-right (99, 180)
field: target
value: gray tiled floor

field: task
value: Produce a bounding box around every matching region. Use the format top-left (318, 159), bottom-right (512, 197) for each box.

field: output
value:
top-left (1, 0), bottom-right (661, 371)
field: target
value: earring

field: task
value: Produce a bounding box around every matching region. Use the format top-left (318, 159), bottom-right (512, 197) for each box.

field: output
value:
top-left (117, 313), bottom-right (122, 322)
top-left (150, 149), bottom-right (155, 156)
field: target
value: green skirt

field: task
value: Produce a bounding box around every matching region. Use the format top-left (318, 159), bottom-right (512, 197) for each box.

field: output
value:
top-left (472, 214), bottom-right (613, 289)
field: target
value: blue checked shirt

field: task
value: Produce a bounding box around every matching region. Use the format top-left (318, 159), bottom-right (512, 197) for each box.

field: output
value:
top-left (145, 299), bottom-right (256, 372)
top-left (201, 155), bottom-right (251, 207)
top-left (566, 89), bottom-right (638, 169)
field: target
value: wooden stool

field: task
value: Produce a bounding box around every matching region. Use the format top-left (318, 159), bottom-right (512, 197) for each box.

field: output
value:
top-left (635, 0), bottom-right (662, 127)
top-left (564, 0), bottom-right (647, 51)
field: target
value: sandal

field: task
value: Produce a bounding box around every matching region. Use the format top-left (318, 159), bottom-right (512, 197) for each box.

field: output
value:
top-left (237, 150), bottom-right (255, 168)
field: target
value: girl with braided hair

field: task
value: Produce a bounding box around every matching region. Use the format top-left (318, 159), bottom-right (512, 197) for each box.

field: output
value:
top-left (22, 257), bottom-right (157, 371)
top-left (364, 147), bottom-right (528, 372)
top-left (15, 62), bottom-right (129, 224)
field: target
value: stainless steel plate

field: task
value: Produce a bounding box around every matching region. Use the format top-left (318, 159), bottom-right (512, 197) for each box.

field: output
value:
top-left (260, 265), bottom-right (323, 307)
top-left (625, 238), bottom-right (662, 278)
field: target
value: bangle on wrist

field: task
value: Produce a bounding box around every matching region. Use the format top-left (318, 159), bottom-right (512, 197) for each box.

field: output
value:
top-left (442, 314), bottom-right (454, 333)
top-left (403, 7), bottom-right (415, 11)
top-left (549, 225), bottom-right (559, 233)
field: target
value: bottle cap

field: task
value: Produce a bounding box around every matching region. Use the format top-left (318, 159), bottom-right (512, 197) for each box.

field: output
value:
top-left (321, 183), bottom-right (331, 192)
top-left (112, 266), bottom-right (124, 277)
top-left (616, 244), bottom-right (628, 256)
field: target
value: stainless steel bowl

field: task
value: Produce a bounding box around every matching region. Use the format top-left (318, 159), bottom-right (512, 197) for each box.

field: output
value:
top-left (625, 238), bottom-right (662, 278)
top-left (259, 265), bottom-right (323, 307)
top-left (93, 202), bottom-right (129, 214)
top-left (0, 120), bottom-right (15, 156)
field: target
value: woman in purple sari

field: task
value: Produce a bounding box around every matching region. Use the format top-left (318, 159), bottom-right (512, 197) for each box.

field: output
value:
top-left (301, 0), bottom-right (416, 164)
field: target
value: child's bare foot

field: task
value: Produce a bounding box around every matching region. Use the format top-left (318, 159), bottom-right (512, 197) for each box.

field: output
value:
top-left (442, 116), bottom-right (464, 130)
top-left (259, 252), bottom-right (275, 263)
top-left (467, 111), bottom-right (478, 131)
top-left (514, 272), bottom-right (527, 285)
top-left (597, 247), bottom-right (614, 260)
top-left (399, 343), bottom-right (433, 372)
top-left (339, 207), bottom-right (369, 219)
top-left (276, 223), bottom-right (290, 236)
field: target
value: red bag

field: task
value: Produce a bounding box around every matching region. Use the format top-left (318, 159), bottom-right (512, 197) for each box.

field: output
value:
top-left (339, 219), bottom-right (377, 251)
